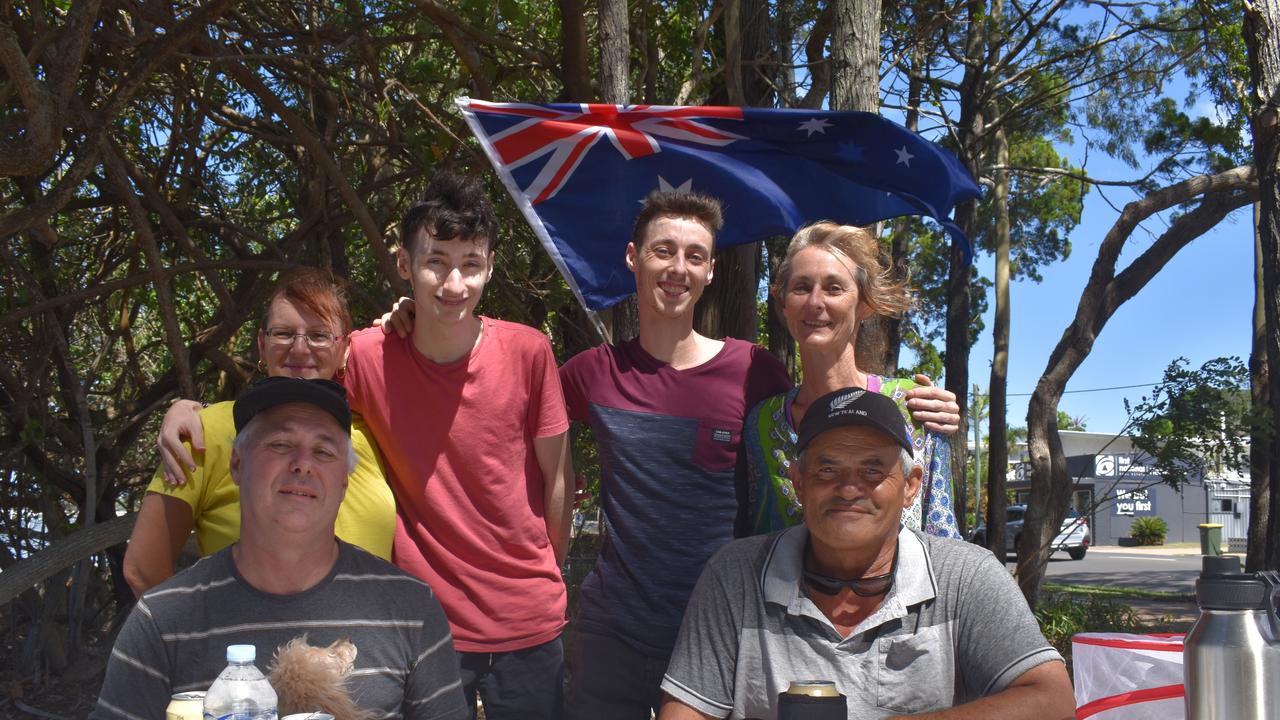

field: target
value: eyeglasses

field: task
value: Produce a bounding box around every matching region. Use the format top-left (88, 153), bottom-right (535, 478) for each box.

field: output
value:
top-left (264, 328), bottom-right (338, 348)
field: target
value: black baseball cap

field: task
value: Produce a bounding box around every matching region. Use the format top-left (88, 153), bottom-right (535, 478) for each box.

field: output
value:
top-left (233, 377), bottom-right (352, 435)
top-left (795, 388), bottom-right (914, 457)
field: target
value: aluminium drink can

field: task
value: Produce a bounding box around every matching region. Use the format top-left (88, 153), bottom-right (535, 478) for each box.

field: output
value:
top-left (785, 680), bottom-right (840, 697)
top-left (777, 680), bottom-right (846, 719)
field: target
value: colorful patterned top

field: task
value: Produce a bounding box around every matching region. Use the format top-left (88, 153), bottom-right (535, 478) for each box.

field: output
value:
top-left (736, 375), bottom-right (961, 539)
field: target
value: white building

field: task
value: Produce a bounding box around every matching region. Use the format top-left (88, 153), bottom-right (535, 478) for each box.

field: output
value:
top-left (1004, 430), bottom-right (1251, 547)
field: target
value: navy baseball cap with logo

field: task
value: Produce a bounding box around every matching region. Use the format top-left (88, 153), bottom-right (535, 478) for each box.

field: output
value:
top-left (795, 387), bottom-right (914, 456)
top-left (233, 377), bottom-right (352, 435)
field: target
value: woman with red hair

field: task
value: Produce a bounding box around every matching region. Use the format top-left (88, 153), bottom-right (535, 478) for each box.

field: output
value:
top-left (123, 268), bottom-right (396, 596)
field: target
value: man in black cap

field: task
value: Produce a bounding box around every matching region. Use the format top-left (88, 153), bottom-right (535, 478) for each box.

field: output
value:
top-left (95, 378), bottom-right (469, 720)
top-left (656, 388), bottom-right (1075, 720)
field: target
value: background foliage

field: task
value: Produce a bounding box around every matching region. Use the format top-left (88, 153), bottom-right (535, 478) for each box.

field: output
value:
top-left (0, 0), bottom-right (1268, 709)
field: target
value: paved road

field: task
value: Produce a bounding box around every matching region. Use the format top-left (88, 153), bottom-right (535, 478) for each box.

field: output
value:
top-left (985, 546), bottom-right (1206, 594)
top-left (1043, 548), bottom-right (1203, 594)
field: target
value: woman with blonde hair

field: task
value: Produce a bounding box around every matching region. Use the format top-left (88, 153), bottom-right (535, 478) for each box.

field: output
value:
top-left (736, 221), bottom-right (961, 537)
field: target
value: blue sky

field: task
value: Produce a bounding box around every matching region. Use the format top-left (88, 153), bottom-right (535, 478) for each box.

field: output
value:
top-left (965, 153), bottom-right (1255, 435)
top-left (874, 5), bottom-right (1258, 437)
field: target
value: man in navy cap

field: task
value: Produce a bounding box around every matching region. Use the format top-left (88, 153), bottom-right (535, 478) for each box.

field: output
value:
top-left (657, 388), bottom-right (1075, 720)
top-left (95, 378), bottom-right (469, 720)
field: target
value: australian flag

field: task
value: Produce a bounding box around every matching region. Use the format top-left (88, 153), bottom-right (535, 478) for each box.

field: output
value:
top-left (457, 97), bottom-right (981, 312)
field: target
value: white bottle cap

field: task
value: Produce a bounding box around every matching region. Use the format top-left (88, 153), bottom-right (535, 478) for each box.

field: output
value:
top-left (226, 644), bottom-right (256, 663)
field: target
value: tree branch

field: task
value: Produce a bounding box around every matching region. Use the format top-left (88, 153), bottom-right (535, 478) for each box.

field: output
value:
top-left (102, 147), bottom-right (197, 398)
top-left (215, 48), bottom-right (408, 297)
top-left (0, 0), bottom-right (238, 236)
top-left (0, 259), bottom-right (297, 328)
top-left (0, 20), bottom-right (57, 176)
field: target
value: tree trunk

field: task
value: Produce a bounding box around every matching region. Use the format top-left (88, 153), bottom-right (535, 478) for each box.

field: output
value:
top-left (1245, 0), bottom-right (1280, 571)
top-left (946, 198), bottom-right (975, 547)
top-left (596, 0), bottom-right (639, 343)
top-left (875, 47), bottom-right (925, 376)
top-left (986, 125), bottom-right (1012, 556)
top-left (946, 0), bottom-right (990, 558)
top-left (640, 3), bottom-right (658, 103)
top-left (695, 0), bottom-right (771, 341)
top-left (1019, 167), bottom-right (1256, 606)
top-left (724, 0), bottom-right (746, 109)
top-left (831, 0), bottom-right (880, 111)
top-left (765, 235), bottom-right (798, 376)
top-left (597, 0), bottom-right (628, 105)
top-left (1248, 203), bottom-right (1272, 571)
top-left (775, 0), bottom-right (796, 107)
top-left (695, 243), bottom-right (759, 341)
top-left (558, 0), bottom-right (591, 101)
top-left (833, 0), bottom-right (888, 371)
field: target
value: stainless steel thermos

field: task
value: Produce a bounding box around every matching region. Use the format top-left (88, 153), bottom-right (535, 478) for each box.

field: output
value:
top-left (1183, 554), bottom-right (1280, 719)
top-left (776, 680), bottom-right (846, 720)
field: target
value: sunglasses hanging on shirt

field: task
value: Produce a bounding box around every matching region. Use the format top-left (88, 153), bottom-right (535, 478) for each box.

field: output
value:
top-left (802, 542), bottom-right (898, 598)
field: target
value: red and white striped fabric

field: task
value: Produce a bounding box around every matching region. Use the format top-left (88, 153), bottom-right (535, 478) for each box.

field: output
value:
top-left (1071, 633), bottom-right (1186, 720)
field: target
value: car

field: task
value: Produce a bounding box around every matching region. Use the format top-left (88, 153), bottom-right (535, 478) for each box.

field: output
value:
top-left (969, 505), bottom-right (1091, 560)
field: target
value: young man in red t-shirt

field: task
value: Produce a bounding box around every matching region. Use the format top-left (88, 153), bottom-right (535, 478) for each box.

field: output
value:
top-left (344, 172), bottom-right (573, 720)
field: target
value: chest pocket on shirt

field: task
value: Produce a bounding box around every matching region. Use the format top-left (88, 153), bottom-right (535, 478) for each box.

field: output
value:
top-left (692, 421), bottom-right (739, 472)
top-left (874, 625), bottom-right (953, 714)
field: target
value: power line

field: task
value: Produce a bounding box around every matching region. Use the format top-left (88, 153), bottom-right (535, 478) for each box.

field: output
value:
top-left (1005, 382), bottom-right (1157, 397)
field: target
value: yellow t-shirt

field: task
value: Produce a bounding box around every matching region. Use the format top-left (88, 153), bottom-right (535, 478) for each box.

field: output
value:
top-left (144, 401), bottom-right (396, 559)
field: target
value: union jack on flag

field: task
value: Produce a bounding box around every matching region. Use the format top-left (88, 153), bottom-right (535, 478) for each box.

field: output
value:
top-left (479, 102), bottom-right (745, 204)
top-left (457, 97), bottom-right (980, 312)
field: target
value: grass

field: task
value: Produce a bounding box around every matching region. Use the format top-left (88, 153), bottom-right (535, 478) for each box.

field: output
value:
top-left (1041, 581), bottom-right (1193, 601)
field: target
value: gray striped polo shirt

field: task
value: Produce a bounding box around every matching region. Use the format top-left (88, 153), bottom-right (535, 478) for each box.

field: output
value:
top-left (661, 526), bottom-right (1063, 719)
top-left (92, 541), bottom-right (468, 720)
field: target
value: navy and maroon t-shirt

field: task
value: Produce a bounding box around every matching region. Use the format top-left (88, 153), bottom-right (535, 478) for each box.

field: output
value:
top-left (560, 337), bottom-right (792, 656)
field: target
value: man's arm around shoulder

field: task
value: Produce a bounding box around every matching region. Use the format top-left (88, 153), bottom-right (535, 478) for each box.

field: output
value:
top-left (889, 660), bottom-right (1075, 720)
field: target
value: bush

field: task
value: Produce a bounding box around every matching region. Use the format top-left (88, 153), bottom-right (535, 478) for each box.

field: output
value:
top-left (1036, 593), bottom-right (1148, 668)
top-left (1130, 516), bottom-right (1169, 545)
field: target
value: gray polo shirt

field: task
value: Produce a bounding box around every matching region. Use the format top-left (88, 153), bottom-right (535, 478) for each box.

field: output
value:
top-left (661, 526), bottom-right (1063, 719)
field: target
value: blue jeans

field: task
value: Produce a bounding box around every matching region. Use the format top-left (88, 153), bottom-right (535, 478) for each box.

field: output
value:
top-left (457, 636), bottom-right (564, 720)
top-left (564, 630), bottom-right (668, 720)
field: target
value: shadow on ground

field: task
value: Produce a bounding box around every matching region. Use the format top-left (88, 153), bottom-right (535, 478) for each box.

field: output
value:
top-left (1125, 598), bottom-right (1199, 629)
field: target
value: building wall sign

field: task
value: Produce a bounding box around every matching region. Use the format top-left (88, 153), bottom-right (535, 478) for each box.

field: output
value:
top-left (1094, 454), bottom-right (1157, 478)
top-left (1114, 488), bottom-right (1156, 516)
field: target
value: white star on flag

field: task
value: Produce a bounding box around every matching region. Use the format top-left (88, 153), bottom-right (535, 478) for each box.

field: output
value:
top-left (657, 176), bottom-right (694, 193)
top-left (894, 146), bottom-right (915, 166)
top-left (797, 117), bottom-right (833, 136)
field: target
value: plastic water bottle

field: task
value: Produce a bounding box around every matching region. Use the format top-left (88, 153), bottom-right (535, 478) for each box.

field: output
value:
top-left (203, 644), bottom-right (278, 720)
